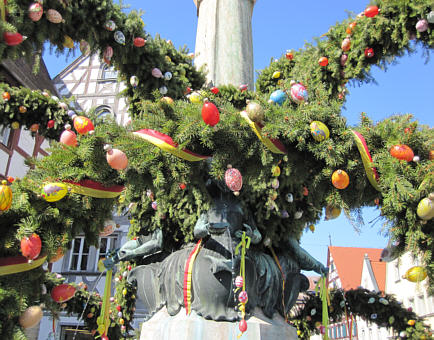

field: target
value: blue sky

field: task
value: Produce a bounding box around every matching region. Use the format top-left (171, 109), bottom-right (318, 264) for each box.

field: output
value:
top-left (43, 0), bottom-right (433, 270)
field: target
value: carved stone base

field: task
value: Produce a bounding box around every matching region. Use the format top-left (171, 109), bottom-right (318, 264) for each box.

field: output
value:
top-left (140, 307), bottom-right (298, 340)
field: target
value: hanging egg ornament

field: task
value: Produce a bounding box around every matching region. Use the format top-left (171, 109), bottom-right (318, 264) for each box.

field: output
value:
top-left (341, 38), bottom-right (351, 52)
top-left (58, 102), bottom-right (68, 110)
top-left (201, 99), bottom-right (220, 126)
top-left (271, 178), bottom-right (280, 189)
top-left (235, 276), bottom-right (244, 288)
top-left (325, 205), bottom-right (341, 220)
top-left (114, 31), bottom-right (126, 45)
top-left (151, 201), bottom-right (158, 210)
top-left (225, 165), bottom-right (243, 195)
top-left (238, 290), bottom-right (248, 304)
top-left (2, 92), bottom-right (11, 101)
top-left (390, 144), bottom-right (414, 162)
top-left (161, 96), bottom-right (174, 105)
top-left (318, 57), bottom-right (328, 66)
top-left (364, 5), bottom-right (379, 18)
top-left (346, 22), bottom-right (357, 34)
top-left (286, 193), bottom-right (294, 203)
top-left (285, 50), bottom-right (294, 60)
top-left (290, 82), bottom-right (308, 103)
top-left (245, 100), bottom-right (264, 123)
top-left (428, 11), bottom-right (434, 24)
top-left (104, 20), bottom-right (116, 31)
top-left (47, 120), bottom-right (55, 128)
top-left (340, 53), bottom-right (348, 66)
top-left (11, 121), bottom-right (20, 129)
top-left (416, 19), bottom-right (429, 32)
top-left (272, 165), bottom-right (281, 177)
top-left (151, 68), bottom-right (163, 78)
top-left (51, 284), bottom-right (76, 302)
top-left (46, 9), bottom-right (63, 23)
top-left (269, 89), bottom-right (287, 105)
top-left (41, 183), bottom-right (69, 202)
top-left (403, 266), bottom-right (427, 282)
top-left (79, 40), bottom-right (90, 55)
top-left (189, 91), bottom-right (201, 104)
top-left (239, 84), bottom-right (248, 92)
top-left (272, 71), bottom-right (281, 79)
top-left (310, 121), bottom-right (330, 142)
top-left (21, 233), bottom-right (42, 261)
top-left (59, 124), bottom-right (77, 147)
top-left (30, 124), bottom-right (39, 132)
top-left (416, 195), bottom-right (434, 220)
top-left (309, 224), bottom-right (315, 232)
top-left (3, 32), bottom-right (23, 46)
top-left (239, 319), bottom-right (247, 333)
top-left (63, 36), bottom-right (74, 49)
top-left (103, 46), bottom-right (114, 61)
top-left (294, 211), bottom-right (303, 219)
top-left (133, 37), bottom-right (146, 47)
top-left (29, 2), bottom-right (43, 22)
top-left (19, 306), bottom-right (43, 329)
top-left (71, 113), bottom-right (95, 135)
top-left (130, 76), bottom-right (139, 88)
top-left (210, 87), bottom-right (219, 94)
top-left (0, 180), bottom-right (12, 211)
top-left (332, 170), bottom-right (350, 189)
top-left (105, 145), bottom-right (128, 170)
top-left (281, 210), bottom-right (289, 218)
top-left (364, 47), bottom-right (374, 58)
top-left (159, 86), bottom-right (168, 95)
top-left (164, 72), bottom-right (172, 81)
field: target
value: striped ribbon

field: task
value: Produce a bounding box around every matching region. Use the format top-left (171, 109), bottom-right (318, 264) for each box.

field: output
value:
top-left (0, 254), bottom-right (47, 276)
top-left (183, 239), bottom-right (203, 315)
top-left (63, 179), bottom-right (124, 198)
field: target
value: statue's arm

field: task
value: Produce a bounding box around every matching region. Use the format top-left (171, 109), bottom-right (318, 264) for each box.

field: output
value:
top-left (194, 213), bottom-right (210, 239)
top-left (117, 229), bottom-right (163, 261)
top-left (286, 237), bottom-right (328, 275)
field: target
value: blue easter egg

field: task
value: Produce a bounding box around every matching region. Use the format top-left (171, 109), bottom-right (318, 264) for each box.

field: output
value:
top-left (269, 90), bottom-right (287, 105)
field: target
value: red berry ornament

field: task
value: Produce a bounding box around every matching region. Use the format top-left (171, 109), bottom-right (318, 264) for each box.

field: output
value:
top-left (201, 99), bottom-right (220, 126)
top-left (364, 5), bottom-right (379, 18)
top-left (21, 233), bottom-right (42, 261)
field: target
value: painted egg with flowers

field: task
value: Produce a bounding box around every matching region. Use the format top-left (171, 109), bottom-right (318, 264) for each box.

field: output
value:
top-left (225, 166), bottom-right (242, 195)
top-left (390, 144), bottom-right (414, 162)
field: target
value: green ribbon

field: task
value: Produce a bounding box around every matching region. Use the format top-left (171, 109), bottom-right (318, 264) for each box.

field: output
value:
top-left (315, 276), bottom-right (329, 340)
top-left (0, 0), bottom-right (5, 22)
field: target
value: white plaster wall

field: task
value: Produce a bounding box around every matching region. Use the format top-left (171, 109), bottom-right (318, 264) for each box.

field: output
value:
top-left (8, 151), bottom-right (28, 178)
top-left (0, 149), bottom-right (8, 175)
top-left (17, 130), bottom-right (34, 154)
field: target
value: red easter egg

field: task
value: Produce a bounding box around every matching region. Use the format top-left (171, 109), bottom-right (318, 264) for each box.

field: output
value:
top-left (238, 290), bottom-right (248, 304)
top-left (225, 167), bottom-right (242, 194)
top-left (390, 144), bottom-right (414, 162)
top-left (364, 47), bottom-right (374, 58)
top-left (29, 2), bottom-right (43, 22)
top-left (133, 37), bottom-right (146, 47)
top-left (60, 129), bottom-right (77, 147)
top-left (341, 38), bottom-right (351, 52)
top-left (3, 32), bottom-right (23, 46)
top-left (47, 120), bottom-right (55, 128)
top-left (51, 284), bottom-right (76, 303)
top-left (364, 5), bottom-right (379, 18)
top-left (73, 116), bottom-right (94, 135)
top-left (318, 57), bottom-right (328, 66)
top-left (179, 183), bottom-right (186, 190)
top-left (21, 233), bottom-right (42, 261)
top-left (201, 101), bottom-right (220, 126)
top-left (235, 276), bottom-right (243, 288)
top-left (239, 319), bottom-right (247, 333)
top-left (210, 87), bottom-right (219, 94)
top-left (30, 123), bottom-right (39, 132)
top-left (106, 148), bottom-right (128, 170)
top-left (2, 92), bottom-right (11, 101)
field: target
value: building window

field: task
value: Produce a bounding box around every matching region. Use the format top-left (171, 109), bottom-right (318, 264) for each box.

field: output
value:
top-left (337, 325), bottom-right (342, 338)
top-left (95, 105), bottom-right (114, 120)
top-left (0, 126), bottom-right (11, 146)
top-left (342, 324), bottom-right (347, 337)
top-left (101, 65), bottom-right (118, 80)
top-left (67, 235), bottom-right (117, 272)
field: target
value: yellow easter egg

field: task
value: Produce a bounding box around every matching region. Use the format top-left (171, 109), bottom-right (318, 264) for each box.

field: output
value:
top-left (403, 266), bottom-right (427, 283)
top-left (416, 196), bottom-right (434, 220)
top-left (272, 71), bottom-right (281, 79)
top-left (41, 183), bottom-right (68, 202)
top-left (63, 35), bottom-right (74, 49)
top-left (310, 121), bottom-right (330, 142)
top-left (189, 92), bottom-right (201, 104)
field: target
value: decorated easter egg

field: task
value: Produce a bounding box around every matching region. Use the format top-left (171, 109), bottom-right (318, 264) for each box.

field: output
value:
top-left (239, 319), bottom-right (247, 332)
top-left (63, 35), bottom-right (74, 49)
top-left (106, 148), bottom-right (128, 170)
top-left (245, 100), bottom-right (264, 123)
top-left (325, 205), bottom-right (341, 220)
top-left (364, 47), bottom-right (374, 58)
top-left (21, 233), bottom-right (42, 261)
top-left (28, 2), bottom-right (43, 22)
top-left (272, 71), bottom-right (281, 79)
top-left (341, 38), bottom-right (351, 52)
top-left (189, 92), bottom-right (202, 104)
top-left (151, 68), bottom-right (163, 78)
top-left (403, 266), bottom-right (427, 282)
top-left (290, 82), bottom-right (308, 103)
top-left (225, 166), bottom-right (242, 195)
top-left (238, 290), bottom-right (248, 304)
top-left (416, 196), bottom-right (434, 220)
top-left (114, 31), bottom-right (126, 45)
top-left (340, 54), bottom-right (348, 66)
top-left (427, 11), bottom-right (434, 24)
top-left (19, 306), bottom-right (43, 328)
top-left (416, 19), bottom-right (428, 32)
top-left (202, 100), bottom-right (220, 126)
top-left (46, 9), bottom-right (63, 23)
top-left (104, 20), bottom-right (116, 31)
top-left (318, 57), bottom-right (328, 66)
top-left (332, 170), bottom-right (349, 189)
top-left (159, 86), bottom-right (168, 95)
top-left (269, 89), bottom-right (287, 105)
top-left (3, 32), bottom-right (23, 46)
top-left (0, 180), bottom-right (12, 211)
top-left (79, 40), bottom-right (90, 55)
top-left (310, 121), bottom-right (330, 142)
top-left (390, 144), bottom-right (414, 162)
top-left (134, 37), bottom-right (146, 47)
top-left (73, 116), bottom-right (94, 135)
top-left (235, 276), bottom-right (243, 288)
top-left (51, 284), bottom-right (76, 302)
top-left (41, 183), bottom-right (68, 202)
top-left (130, 76), bottom-right (139, 88)
top-left (364, 5), bottom-right (379, 18)
top-left (164, 72), bottom-right (172, 80)
top-left (104, 46), bottom-right (114, 61)
top-left (59, 124), bottom-right (77, 147)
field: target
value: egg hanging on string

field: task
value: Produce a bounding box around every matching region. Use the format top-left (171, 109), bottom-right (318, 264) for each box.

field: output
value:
top-left (134, 37), bottom-right (146, 47)
top-left (310, 121), bottom-right (330, 142)
top-left (51, 284), bottom-right (76, 303)
top-left (245, 100), bottom-right (264, 123)
top-left (159, 86), bottom-right (168, 95)
top-left (19, 306), bottom-right (43, 329)
top-left (130, 76), bottom-right (139, 88)
top-left (28, 2), bottom-right (43, 22)
top-left (114, 31), bottom-right (126, 45)
top-left (41, 183), bottom-right (69, 202)
top-left (105, 145), bottom-right (128, 170)
top-left (402, 266), bottom-right (427, 282)
top-left (364, 47), bottom-right (374, 58)
top-left (3, 32), bottom-right (24, 46)
top-left (201, 99), bottom-right (220, 126)
top-left (416, 19), bottom-right (429, 32)
top-left (416, 194), bottom-right (434, 221)
top-left (318, 57), bottom-right (328, 66)
top-left (0, 180), bottom-right (12, 211)
top-left (269, 89), bottom-right (287, 105)
top-left (364, 5), bottom-right (379, 18)
top-left (332, 170), bottom-right (349, 189)
top-left (104, 20), bottom-right (116, 31)
top-left (59, 124), bottom-right (77, 147)
top-left (290, 81), bottom-right (308, 103)
top-left (225, 165), bottom-right (242, 195)
top-left (427, 11), bottom-right (434, 24)
top-left (46, 9), bottom-right (63, 23)
top-left (390, 144), bottom-right (414, 162)
top-left (341, 38), bottom-right (351, 52)
top-left (164, 72), bottom-right (172, 80)
top-left (151, 68), bottom-right (163, 78)
top-left (21, 233), bottom-right (42, 261)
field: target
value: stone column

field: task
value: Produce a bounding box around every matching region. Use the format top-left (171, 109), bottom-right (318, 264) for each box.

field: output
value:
top-left (193, 0), bottom-right (256, 90)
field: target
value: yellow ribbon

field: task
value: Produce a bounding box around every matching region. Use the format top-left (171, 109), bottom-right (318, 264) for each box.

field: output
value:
top-left (65, 183), bottom-right (123, 198)
top-left (0, 255), bottom-right (47, 276)
top-left (240, 111), bottom-right (286, 154)
top-left (0, 1), bottom-right (5, 22)
top-left (315, 276), bottom-right (330, 340)
top-left (235, 232), bottom-right (251, 339)
top-left (97, 269), bottom-right (113, 337)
